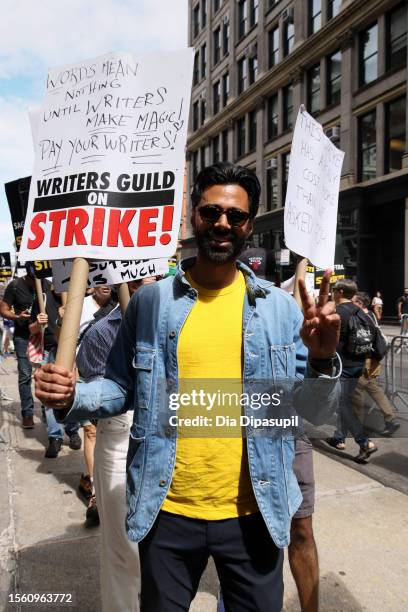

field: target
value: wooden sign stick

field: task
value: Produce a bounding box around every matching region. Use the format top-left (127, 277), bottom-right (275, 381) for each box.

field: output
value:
top-left (55, 258), bottom-right (89, 371)
top-left (293, 257), bottom-right (308, 309)
top-left (61, 292), bottom-right (68, 306)
top-left (117, 282), bottom-right (130, 315)
top-left (34, 277), bottom-right (45, 315)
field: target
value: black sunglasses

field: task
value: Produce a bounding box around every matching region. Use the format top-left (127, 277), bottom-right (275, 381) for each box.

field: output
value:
top-left (197, 204), bottom-right (251, 227)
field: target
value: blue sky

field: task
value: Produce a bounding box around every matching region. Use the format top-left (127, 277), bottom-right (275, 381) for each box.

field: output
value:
top-left (0, 0), bottom-right (188, 257)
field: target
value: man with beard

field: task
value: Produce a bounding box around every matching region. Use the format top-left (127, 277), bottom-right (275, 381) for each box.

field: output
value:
top-left (35, 163), bottom-right (340, 612)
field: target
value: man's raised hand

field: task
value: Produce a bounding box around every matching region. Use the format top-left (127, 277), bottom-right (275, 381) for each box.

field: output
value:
top-left (298, 269), bottom-right (340, 359)
top-left (34, 364), bottom-right (76, 410)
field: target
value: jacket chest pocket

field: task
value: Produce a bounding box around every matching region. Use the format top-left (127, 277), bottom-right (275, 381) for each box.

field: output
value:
top-left (270, 343), bottom-right (296, 384)
top-left (132, 346), bottom-right (155, 410)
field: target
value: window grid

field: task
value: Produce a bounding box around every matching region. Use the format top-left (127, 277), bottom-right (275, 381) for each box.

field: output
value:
top-left (238, 0), bottom-right (248, 39)
top-left (283, 85), bottom-right (294, 130)
top-left (308, 64), bottom-right (321, 115)
top-left (284, 22), bottom-right (295, 56)
top-left (385, 96), bottom-right (406, 174)
top-left (267, 94), bottom-right (279, 140)
top-left (222, 72), bottom-right (230, 106)
top-left (238, 57), bottom-right (248, 94)
top-left (249, 110), bottom-right (257, 151)
top-left (309, 0), bottom-right (322, 35)
top-left (266, 162), bottom-right (278, 211)
top-left (268, 27), bottom-right (279, 68)
top-left (213, 27), bottom-right (221, 65)
top-left (236, 117), bottom-right (246, 158)
top-left (327, 50), bottom-right (341, 106)
top-left (213, 81), bottom-right (220, 115)
top-left (386, 3), bottom-right (407, 71)
top-left (201, 43), bottom-right (207, 79)
top-left (222, 129), bottom-right (229, 161)
top-left (359, 24), bottom-right (378, 86)
top-left (223, 19), bottom-right (230, 55)
top-left (328, 0), bottom-right (341, 19)
top-left (359, 111), bottom-right (377, 181)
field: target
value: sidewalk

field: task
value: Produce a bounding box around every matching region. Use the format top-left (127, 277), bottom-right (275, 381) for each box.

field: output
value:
top-left (1, 358), bottom-right (408, 611)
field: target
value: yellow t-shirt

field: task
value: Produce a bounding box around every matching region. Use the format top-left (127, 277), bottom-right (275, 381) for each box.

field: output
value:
top-left (162, 270), bottom-right (258, 519)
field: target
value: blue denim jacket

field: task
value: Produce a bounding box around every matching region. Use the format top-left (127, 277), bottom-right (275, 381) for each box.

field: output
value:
top-left (67, 259), bottom-right (340, 547)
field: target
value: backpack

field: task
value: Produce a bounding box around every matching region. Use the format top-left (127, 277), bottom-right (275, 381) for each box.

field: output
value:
top-left (346, 308), bottom-right (375, 357)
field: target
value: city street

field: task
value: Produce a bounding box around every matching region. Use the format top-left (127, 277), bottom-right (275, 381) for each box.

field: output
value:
top-left (1, 352), bottom-right (408, 612)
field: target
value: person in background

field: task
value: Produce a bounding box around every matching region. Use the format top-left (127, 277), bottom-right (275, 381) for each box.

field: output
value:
top-left (76, 285), bottom-right (117, 523)
top-left (396, 287), bottom-right (408, 334)
top-left (240, 248), bottom-right (319, 611)
top-left (327, 279), bottom-right (377, 462)
top-left (75, 278), bottom-right (155, 611)
top-left (0, 264), bottom-right (36, 428)
top-left (29, 285), bottom-right (81, 458)
top-left (371, 291), bottom-right (383, 322)
top-left (352, 292), bottom-right (400, 437)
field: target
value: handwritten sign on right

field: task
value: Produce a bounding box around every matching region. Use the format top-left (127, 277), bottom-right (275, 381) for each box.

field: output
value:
top-left (284, 108), bottom-right (344, 269)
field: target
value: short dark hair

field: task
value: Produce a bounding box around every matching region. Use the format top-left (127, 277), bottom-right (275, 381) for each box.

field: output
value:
top-left (191, 162), bottom-right (261, 218)
top-left (354, 291), bottom-right (371, 308)
top-left (333, 278), bottom-right (357, 299)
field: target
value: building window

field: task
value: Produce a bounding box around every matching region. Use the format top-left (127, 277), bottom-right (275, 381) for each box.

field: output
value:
top-left (266, 159), bottom-right (278, 211)
top-left (192, 150), bottom-right (199, 181)
top-left (193, 101), bottom-right (199, 131)
top-left (238, 57), bottom-right (247, 94)
top-left (327, 50), bottom-right (341, 106)
top-left (385, 96), bottom-right (406, 174)
top-left (222, 129), bottom-right (229, 161)
top-left (309, 0), bottom-right (322, 35)
top-left (308, 64), bottom-right (321, 115)
top-left (250, 0), bottom-right (259, 28)
top-left (249, 110), bottom-right (257, 151)
top-left (359, 23), bottom-right (378, 86)
top-left (268, 27), bottom-right (279, 68)
top-left (222, 72), bottom-right (229, 106)
top-left (238, 0), bottom-right (248, 39)
top-left (213, 0), bottom-right (221, 14)
top-left (267, 93), bottom-right (278, 140)
top-left (201, 44), bottom-right (207, 79)
top-left (284, 22), bottom-right (295, 56)
top-left (387, 3), bottom-right (407, 71)
top-left (201, 0), bottom-right (207, 27)
top-left (213, 81), bottom-right (220, 115)
top-left (223, 18), bottom-right (230, 55)
top-left (359, 111), bottom-right (376, 181)
top-left (213, 27), bottom-right (221, 65)
top-left (268, 0), bottom-right (278, 8)
top-left (212, 135), bottom-right (220, 163)
top-left (283, 85), bottom-right (293, 130)
top-left (248, 46), bottom-right (258, 85)
top-left (200, 97), bottom-right (206, 126)
top-left (236, 117), bottom-right (246, 158)
top-left (193, 4), bottom-right (200, 38)
top-left (282, 153), bottom-right (291, 199)
top-left (328, 0), bottom-right (341, 19)
top-left (193, 52), bottom-right (199, 86)
top-left (200, 145), bottom-right (206, 171)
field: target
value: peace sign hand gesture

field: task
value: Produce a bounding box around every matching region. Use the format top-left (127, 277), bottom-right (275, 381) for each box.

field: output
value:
top-left (298, 270), bottom-right (340, 359)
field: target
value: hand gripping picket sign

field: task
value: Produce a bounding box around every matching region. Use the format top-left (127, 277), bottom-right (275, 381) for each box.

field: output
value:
top-left (19, 49), bottom-right (194, 369)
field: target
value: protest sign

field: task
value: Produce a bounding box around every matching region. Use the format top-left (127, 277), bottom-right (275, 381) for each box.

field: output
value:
top-left (284, 107), bottom-right (344, 269)
top-left (0, 252), bottom-right (12, 282)
top-left (52, 257), bottom-right (168, 292)
top-left (19, 49), bottom-right (194, 262)
top-left (4, 177), bottom-right (52, 278)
